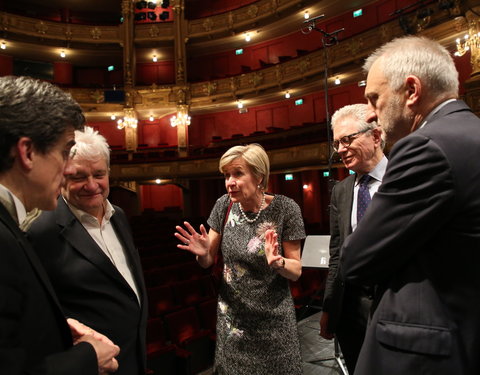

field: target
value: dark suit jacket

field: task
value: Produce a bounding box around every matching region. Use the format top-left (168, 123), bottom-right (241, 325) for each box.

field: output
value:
top-left (322, 174), bottom-right (355, 331)
top-left (28, 198), bottom-right (148, 375)
top-left (0, 203), bottom-right (97, 375)
top-left (341, 100), bottom-right (480, 374)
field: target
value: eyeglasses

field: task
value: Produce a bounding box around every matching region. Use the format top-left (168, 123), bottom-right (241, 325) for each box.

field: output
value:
top-left (333, 128), bottom-right (371, 152)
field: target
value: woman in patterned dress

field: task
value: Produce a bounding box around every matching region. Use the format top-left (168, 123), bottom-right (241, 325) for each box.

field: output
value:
top-left (175, 143), bottom-right (305, 374)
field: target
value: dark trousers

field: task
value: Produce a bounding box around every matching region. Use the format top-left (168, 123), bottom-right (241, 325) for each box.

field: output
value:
top-left (335, 291), bottom-right (372, 374)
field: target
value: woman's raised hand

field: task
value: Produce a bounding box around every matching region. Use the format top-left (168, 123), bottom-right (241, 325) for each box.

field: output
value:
top-left (175, 221), bottom-right (210, 257)
top-left (264, 229), bottom-right (282, 267)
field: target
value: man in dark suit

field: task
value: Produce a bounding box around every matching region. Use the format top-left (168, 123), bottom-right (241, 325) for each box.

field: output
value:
top-left (28, 126), bottom-right (148, 375)
top-left (0, 75), bottom-right (119, 374)
top-left (319, 103), bottom-right (386, 373)
top-left (341, 36), bottom-right (480, 374)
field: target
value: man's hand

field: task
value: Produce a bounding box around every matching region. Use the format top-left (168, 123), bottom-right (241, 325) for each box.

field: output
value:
top-left (67, 318), bottom-right (120, 374)
top-left (319, 311), bottom-right (334, 340)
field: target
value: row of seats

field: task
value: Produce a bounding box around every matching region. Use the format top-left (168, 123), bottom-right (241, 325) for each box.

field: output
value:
top-left (147, 301), bottom-right (216, 375)
top-left (147, 275), bottom-right (217, 317)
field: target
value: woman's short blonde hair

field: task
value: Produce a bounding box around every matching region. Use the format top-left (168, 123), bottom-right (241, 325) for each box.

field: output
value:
top-left (219, 143), bottom-right (270, 190)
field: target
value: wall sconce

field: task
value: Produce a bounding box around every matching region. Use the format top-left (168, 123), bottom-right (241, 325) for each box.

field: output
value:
top-left (155, 178), bottom-right (161, 184)
top-left (110, 114), bottom-right (116, 120)
top-left (285, 91), bottom-right (291, 99)
top-left (170, 112), bottom-right (191, 127)
top-left (60, 50), bottom-right (66, 58)
top-left (149, 115), bottom-right (155, 121)
top-left (334, 77), bottom-right (341, 85)
top-left (304, 10), bottom-right (310, 20)
top-left (245, 33), bottom-right (251, 42)
top-left (117, 116), bottom-right (138, 130)
top-left (455, 33), bottom-right (480, 57)
top-left (303, 184), bottom-right (309, 190)
top-left (152, 55), bottom-right (158, 62)
top-left (0, 41), bottom-right (6, 50)
top-left (237, 100), bottom-right (244, 109)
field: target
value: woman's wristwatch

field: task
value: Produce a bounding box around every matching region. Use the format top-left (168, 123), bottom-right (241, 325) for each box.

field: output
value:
top-left (272, 257), bottom-right (285, 270)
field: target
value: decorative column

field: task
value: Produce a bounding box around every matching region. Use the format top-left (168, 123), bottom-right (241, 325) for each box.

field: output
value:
top-left (173, 0), bottom-right (190, 157)
top-left (174, 103), bottom-right (190, 157)
top-left (121, 0), bottom-right (138, 151)
top-left (463, 7), bottom-right (480, 115)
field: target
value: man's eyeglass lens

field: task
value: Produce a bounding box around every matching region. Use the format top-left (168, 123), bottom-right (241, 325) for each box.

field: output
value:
top-left (333, 128), bottom-right (370, 151)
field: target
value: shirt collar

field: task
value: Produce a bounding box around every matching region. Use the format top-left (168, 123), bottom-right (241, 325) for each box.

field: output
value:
top-left (355, 155), bottom-right (388, 185)
top-left (419, 98), bottom-right (457, 130)
top-left (0, 183), bottom-right (27, 225)
top-left (63, 196), bottom-right (115, 223)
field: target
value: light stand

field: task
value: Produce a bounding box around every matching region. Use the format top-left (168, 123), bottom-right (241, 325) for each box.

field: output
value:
top-left (302, 16), bottom-right (344, 193)
top-left (300, 16), bottom-right (348, 375)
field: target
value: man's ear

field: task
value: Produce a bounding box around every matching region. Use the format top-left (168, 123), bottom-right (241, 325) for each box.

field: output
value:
top-left (15, 137), bottom-right (35, 171)
top-left (405, 75), bottom-right (421, 108)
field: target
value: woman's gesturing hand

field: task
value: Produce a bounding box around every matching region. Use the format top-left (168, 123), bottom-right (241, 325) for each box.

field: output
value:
top-left (175, 221), bottom-right (210, 257)
top-left (264, 229), bottom-right (283, 269)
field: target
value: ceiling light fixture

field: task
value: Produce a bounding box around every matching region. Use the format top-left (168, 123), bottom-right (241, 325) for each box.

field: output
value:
top-left (170, 112), bottom-right (191, 127)
top-left (285, 91), bottom-right (291, 99)
top-left (237, 100), bottom-right (244, 109)
top-left (304, 10), bottom-right (310, 20)
top-left (334, 77), bottom-right (341, 85)
top-left (117, 116), bottom-right (138, 130)
top-left (245, 33), bottom-right (251, 42)
top-left (60, 50), bottom-right (66, 58)
top-left (110, 114), bottom-right (116, 120)
top-left (0, 41), bottom-right (6, 50)
top-left (149, 115), bottom-right (154, 121)
top-left (152, 55), bottom-right (157, 62)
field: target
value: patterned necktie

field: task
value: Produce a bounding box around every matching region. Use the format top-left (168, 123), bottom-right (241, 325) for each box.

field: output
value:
top-left (357, 174), bottom-right (372, 223)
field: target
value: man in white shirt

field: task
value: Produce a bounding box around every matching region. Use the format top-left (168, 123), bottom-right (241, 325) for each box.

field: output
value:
top-left (0, 75), bottom-right (119, 375)
top-left (320, 103), bottom-right (386, 374)
top-left (28, 127), bottom-right (147, 375)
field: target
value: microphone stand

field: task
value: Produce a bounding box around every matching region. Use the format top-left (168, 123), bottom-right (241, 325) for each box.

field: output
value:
top-left (302, 17), bottom-right (344, 194)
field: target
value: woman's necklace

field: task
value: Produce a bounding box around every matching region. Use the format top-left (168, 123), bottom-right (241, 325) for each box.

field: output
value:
top-left (238, 192), bottom-right (266, 224)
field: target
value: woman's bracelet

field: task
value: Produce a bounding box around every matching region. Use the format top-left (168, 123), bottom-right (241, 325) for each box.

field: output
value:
top-left (271, 257), bottom-right (286, 270)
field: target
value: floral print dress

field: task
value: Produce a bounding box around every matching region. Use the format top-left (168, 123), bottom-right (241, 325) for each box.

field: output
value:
top-left (207, 194), bottom-right (306, 375)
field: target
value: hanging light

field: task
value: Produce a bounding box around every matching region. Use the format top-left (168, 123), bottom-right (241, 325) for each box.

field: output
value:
top-left (117, 116), bottom-right (138, 130)
top-left (170, 112), bottom-right (191, 127)
top-left (304, 10), bottom-right (310, 19)
top-left (454, 33), bottom-right (480, 57)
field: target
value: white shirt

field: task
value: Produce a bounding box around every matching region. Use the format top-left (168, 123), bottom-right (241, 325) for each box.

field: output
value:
top-left (351, 155), bottom-right (388, 232)
top-left (65, 198), bottom-right (140, 304)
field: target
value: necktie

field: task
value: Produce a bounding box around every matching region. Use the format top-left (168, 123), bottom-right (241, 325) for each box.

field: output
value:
top-left (357, 174), bottom-right (372, 223)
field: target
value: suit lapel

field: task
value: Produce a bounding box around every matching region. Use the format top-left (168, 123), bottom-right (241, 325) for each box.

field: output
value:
top-left (55, 199), bottom-right (135, 291)
top-left (111, 211), bottom-right (147, 303)
top-left (339, 174), bottom-right (355, 237)
top-left (0, 204), bottom-right (69, 333)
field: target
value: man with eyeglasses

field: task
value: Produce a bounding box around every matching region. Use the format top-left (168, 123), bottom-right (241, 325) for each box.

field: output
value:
top-left (341, 36), bottom-right (480, 375)
top-left (319, 103), bottom-right (387, 374)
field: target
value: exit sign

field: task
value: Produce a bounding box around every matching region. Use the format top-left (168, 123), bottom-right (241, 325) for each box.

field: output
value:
top-left (353, 9), bottom-right (363, 17)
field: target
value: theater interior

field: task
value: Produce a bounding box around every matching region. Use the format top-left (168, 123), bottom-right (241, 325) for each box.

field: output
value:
top-left (1, 0), bottom-right (479, 373)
